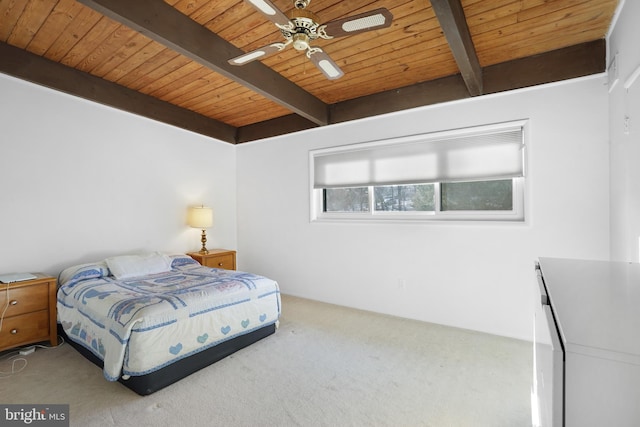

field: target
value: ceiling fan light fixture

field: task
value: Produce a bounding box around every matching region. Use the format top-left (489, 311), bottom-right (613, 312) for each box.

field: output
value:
top-left (292, 33), bottom-right (310, 51)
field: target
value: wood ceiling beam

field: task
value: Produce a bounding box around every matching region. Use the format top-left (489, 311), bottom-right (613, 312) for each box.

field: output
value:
top-left (429, 0), bottom-right (483, 96)
top-left (482, 39), bottom-right (606, 94)
top-left (76, 0), bottom-right (329, 126)
top-left (0, 42), bottom-right (237, 143)
top-left (237, 115), bottom-right (318, 144)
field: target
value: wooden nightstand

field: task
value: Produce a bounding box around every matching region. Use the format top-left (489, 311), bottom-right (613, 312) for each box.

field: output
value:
top-left (0, 274), bottom-right (57, 352)
top-left (188, 249), bottom-right (236, 270)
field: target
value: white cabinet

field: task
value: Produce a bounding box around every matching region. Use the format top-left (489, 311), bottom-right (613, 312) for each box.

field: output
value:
top-left (535, 258), bottom-right (640, 427)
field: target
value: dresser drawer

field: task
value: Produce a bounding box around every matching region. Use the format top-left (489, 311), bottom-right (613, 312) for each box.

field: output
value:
top-left (0, 310), bottom-right (50, 349)
top-left (0, 283), bottom-right (48, 317)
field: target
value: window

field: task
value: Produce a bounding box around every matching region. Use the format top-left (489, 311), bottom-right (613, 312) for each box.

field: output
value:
top-left (441, 180), bottom-right (513, 211)
top-left (324, 187), bottom-right (370, 212)
top-left (311, 121), bottom-right (526, 221)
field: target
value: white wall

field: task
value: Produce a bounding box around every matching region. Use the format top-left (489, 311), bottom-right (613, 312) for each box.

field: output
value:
top-left (237, 77), bottom-right (610, 340)
top-left (609, 0), bottom-right (640, 262)
top-left (0, 74), bottom-right (237, 276)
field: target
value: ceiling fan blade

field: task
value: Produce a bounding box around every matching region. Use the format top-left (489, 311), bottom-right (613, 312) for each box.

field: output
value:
top-left (308, 48), bottom-right (344, 80)
top-left (320, 8), bottom-right (393, 38)
top-left (228, 43), bottom-right (288, 66)
top-left (245, 0), bottom-right (293, 28)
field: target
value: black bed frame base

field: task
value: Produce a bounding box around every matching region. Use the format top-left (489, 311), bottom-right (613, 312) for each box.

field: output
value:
top-left (58, 323), bottom-right (276, 396)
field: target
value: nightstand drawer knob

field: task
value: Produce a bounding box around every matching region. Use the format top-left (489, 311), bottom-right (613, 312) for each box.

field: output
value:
top-left (218, 263), bottom-right (223, 266)
top-left (10, 300), bottom-right (18, 306)
top-left (10, 329), bottom-right (18, 335)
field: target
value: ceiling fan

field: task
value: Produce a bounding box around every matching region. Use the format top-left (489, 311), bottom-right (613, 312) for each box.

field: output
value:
top-left (228, 0), bottom-right (393, 80)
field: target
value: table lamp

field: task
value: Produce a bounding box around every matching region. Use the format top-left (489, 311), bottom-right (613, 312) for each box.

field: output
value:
top-left (187, 206), bottom-right (213, 254)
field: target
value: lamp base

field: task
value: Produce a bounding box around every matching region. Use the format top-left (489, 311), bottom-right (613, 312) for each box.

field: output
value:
top-left (199, 229), bottom-right (209, 254)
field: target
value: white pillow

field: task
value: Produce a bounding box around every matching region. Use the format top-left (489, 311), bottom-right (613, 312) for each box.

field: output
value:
top-left (106, 252), bottom-right (173, 280)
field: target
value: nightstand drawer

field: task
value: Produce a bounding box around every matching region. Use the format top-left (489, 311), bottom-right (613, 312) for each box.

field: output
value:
top-left (188, 250), bottom-right (236, 271)
top-left (0, 310), bottom-right (49, 349)
top-left (0, 283), bottom-right (48, 317)
top-left (203, 253), bottom-right (235, 269)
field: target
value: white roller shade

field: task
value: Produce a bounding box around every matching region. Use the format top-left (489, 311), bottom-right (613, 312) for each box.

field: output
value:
top-left (313, 124), bottom-right (525, 189)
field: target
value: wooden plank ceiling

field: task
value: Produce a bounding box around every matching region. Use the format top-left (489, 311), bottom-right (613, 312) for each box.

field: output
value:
top-left (0, 0), bottom-right (619, 143)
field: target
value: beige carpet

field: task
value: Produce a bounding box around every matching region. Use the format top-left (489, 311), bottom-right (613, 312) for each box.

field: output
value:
top-left (1, 295), bottom-right (532, 426)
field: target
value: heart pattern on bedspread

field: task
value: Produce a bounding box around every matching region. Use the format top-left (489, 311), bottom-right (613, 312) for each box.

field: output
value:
top-left (221, 325), bottom-right (231, 335)
top-left (197, 333), bottom-right (208, 343)
top-left (259, 313), bottom-right (267, 322)
top-left (241, 319), bottom-right (250, 329)
top-left (169, 343), bottom-right (183, 355)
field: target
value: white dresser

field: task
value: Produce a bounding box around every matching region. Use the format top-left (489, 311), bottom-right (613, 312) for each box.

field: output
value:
top-left (534, 258), bottom-right (640, 427)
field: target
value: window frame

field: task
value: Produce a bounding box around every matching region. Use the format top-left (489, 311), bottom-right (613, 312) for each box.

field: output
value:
top-left (309, 120), bottom-right (528, 223)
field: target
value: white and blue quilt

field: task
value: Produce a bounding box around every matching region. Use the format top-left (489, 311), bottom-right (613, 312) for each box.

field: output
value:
top-left (57, 255), bottom-right (281, 381)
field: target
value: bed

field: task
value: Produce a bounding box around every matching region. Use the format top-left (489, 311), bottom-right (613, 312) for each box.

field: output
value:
top-left (56, 252), bottom-right (281, 395)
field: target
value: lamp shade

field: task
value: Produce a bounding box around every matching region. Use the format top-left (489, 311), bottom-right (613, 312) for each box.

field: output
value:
top-left (187, 206), bottom-right (213, 229)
